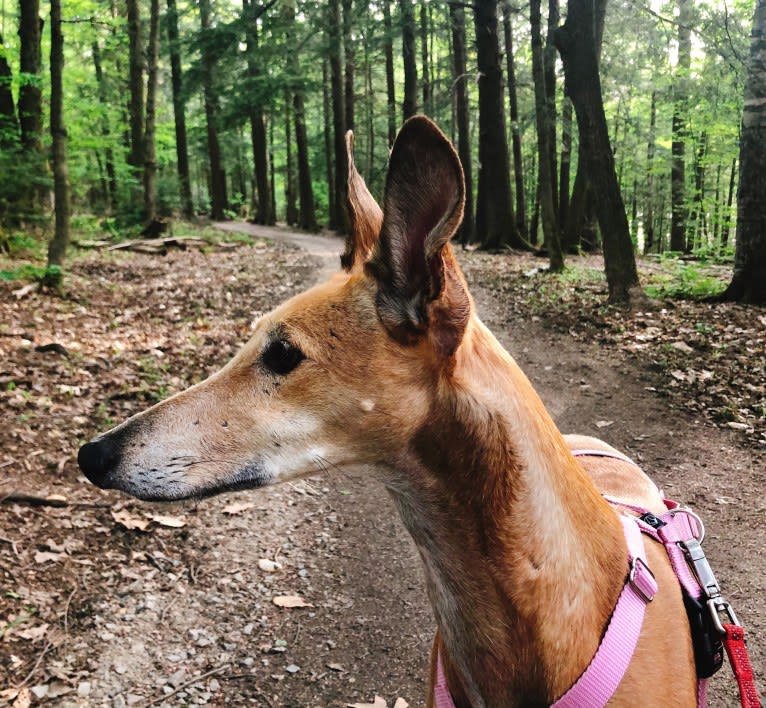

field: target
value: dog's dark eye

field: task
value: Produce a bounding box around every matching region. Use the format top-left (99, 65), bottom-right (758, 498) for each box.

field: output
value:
top-left (262, 339), bottom-right (305, 376)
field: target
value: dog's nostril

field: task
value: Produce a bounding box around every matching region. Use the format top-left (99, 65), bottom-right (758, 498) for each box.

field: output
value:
top-left (78, 438), bottom-right (119, 488)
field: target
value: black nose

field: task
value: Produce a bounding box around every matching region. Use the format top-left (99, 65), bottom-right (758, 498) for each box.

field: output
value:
top-left (78, 437), bottom-right (120, 488)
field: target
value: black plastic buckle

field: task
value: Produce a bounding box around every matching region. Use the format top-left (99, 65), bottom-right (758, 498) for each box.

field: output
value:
top-left (682, 592), bottom-right (725, 678)
top-left (639, 511), bottom-right (667, 529)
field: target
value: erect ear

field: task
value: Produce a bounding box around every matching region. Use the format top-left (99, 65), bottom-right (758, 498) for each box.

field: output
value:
top-left (366, 116), bottom-right (469, 358)
top-left (341, 130), bottom-right (384, 272)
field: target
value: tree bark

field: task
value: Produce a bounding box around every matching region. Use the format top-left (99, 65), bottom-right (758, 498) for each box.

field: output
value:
top-left (721, 157), bottom-right (737, 250)
top-left (670, 0), bottom-right (692, 252)
top-left (91, 40), bottom-right (118, 211)
top-left (689, 131), bottom-right (707, 249)
top-left (503, 3), bottom-right (527, 239)
top-left (143, 0), bottom-right (160, 223)
top-left (401, 0), bottom-right (417, 120)
top-left (450, 2), bottom-right (474, 245)
top-left (342, 0), bottom-right (355, 130)
top-left (126, 0), bottom-right (144, 171)
top-left (199, 0), bottom-right (227, 220)
top-left (720, 0), bottom-right (766, 303)
top-left (47, 0), bottom-right (70, 281)
top-left (531, 0), bottom-right (562, 269)
top-left (244, 0), bottom-right (273, 224)
top-left (322, 59), bottom-right (335, 223)
top-left (545, 0), bottom-right (559, 219)
top-left (643, 90), bottom-right (657, 253)
top-left (383, 0), bottom-right (397, 146)
top-left (420, 1), bottom-right (431, 115)
top-left (294, 90), bottom-right (317, 232)
top-left (284, 91), bottom-right (297, 226)
top-left (559, 97), bottom-right (573, 239)
top-left (18, 0), bottom-right (43, 153)
top-left (555, 0), bottom-right (644, 304)
top-left (328, 0), bottom-right (347, 232)
top-left (0, 33), bottom-right (18, 147)
top-left (167, 0), bottom-right (193, 218)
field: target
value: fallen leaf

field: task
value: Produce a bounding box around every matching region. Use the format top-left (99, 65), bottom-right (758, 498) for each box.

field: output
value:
top-left (11, 688), bottom-right (31, 708)
top-left (223, 501), bottom-right (256, 515)
top-left (16, 623), bottom-right (48, 642)
top-left (595, 420), bottom-right (614, 428)
top-left (272, 595), bottom-right (312, 608)
top-left (258, 559), bottom-right (282, 572)
top-left (149, 513), bottom-right (186, 528)
top-left (111, 509), bottom-right (150, 532)
top-left (34, 551), bottom-right (66, 564)
top-left (670, 341), bottom-right (694, 353)
top-left (726, 422), bottom-right (749, 431)
top-left (327, 663), bottom-right (345, 672)
top-left (393, 700), bottom-right (409, 708)
top-left (346, 697), bottom-right (387, 708)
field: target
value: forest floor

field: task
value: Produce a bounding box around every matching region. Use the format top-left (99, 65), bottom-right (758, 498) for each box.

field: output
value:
top-left (0, 223), bottom-right (764, 707)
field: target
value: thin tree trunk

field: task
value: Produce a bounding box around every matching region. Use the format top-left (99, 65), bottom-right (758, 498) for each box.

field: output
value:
top-left (91, 40), bottom-right (117, 210)
top-left (244, 0), bottom-right (273, 225)
top-left (420, 1), bottom-right (431, 115)
top-left (689, 131), bottom-right (707, 250)
top-left (342, 0), bottom-right (355, 130)
top-left (322, 59), bottom-right (335, 223)
top-left (721, 157), bottom-right (737, 250)
top-left (0, 33), bottom-right (19, 147)
top-left (670, 0), bottom-right (692, 252)
top-left (555, 0), bottom-right (644, 304)
top-left (167, 0), bottom-right (193, 218)
top-left (503, 3), bottom-right (527, 239)
top-left (18, 0), bottom-right (42, 153)
top-left (126, 0), bottom-right (144, 171)
top-left (199, 0), bottom-right (227, 220)
top-left (474, 0), bottom-right (522, 250)
top-left (383, 0), bottom-right (397, 146)
top-left (284, 91), bottom-right (297, 226)
top-left (711, 162), bottom-right (722, 247)
top-left (328, 0), bottom-right (347, 232)
top-left (643, 90), bottom-right (657, 254)
top-left (365, 45), bottom-right (374, 177)
top-left (47, 0), bottom-right (70, 281)
top-left (294, 90), bottom-right (317, 231)
top-left (545, 0), bottom-right (560, 220)
top-left (269, 117), bottom-right (276, 221)
top-left (720, 0), bottom-right (766, 302)
top-left (559, 97), bottom-right (573, 239)
top-left (450, 2), bottom-right (474, 245)
top-left (143, 0), bottom-right (160, 223)
top-left (531, 0), bottom-right (562, 269)
top-left (401, 0), bottom-right (417, 120)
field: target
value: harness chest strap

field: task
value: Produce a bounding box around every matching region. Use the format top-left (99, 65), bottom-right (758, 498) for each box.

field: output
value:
top-left (433, 514), bottom-right (657, 708)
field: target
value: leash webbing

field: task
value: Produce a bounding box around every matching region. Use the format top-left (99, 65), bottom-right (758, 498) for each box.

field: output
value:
top-left (722, 624), bottom-right (762, 708)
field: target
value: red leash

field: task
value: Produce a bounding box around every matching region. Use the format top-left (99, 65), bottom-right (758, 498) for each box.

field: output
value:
top-left (722, 623), bottom-right (762, 708)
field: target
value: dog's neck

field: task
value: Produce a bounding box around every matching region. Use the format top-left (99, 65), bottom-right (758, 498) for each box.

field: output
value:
top-left (383, 319), bottom-right (626, 707)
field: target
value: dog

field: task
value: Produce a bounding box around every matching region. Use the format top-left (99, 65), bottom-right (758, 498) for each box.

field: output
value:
top-left (79, 116), bottom-right (699, 706)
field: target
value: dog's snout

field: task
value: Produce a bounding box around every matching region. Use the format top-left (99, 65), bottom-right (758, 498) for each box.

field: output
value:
top-left (78, 437), bottom-right (120, 488)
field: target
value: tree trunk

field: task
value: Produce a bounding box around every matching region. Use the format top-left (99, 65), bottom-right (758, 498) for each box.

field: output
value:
top-left (143, 0), bottom-right (160, 223)
top-left (420, 1), bottom-right (431, 115)
top-left (284, 91), bottom-right (297, 226)
top-left (555, 0), bottom-right (644, 304)
top-left (0, 33), bottom-right (19, 147)
top-left (322, 59), bottom-right (335, 224)
top-left (502, 3), bottom-right (527, 239)
top-left (199, 0), bottom-right (227, 220)
top-left (450, 2), bottom-right (474, 245)
top-left (545, 0), bottom-right (560, 220)
top-left (91, 40), bottom-right (118, 211)
top-left (383, 0), bottom-right (397, 146)
top-left (18, 0), bottom-right (43, 153)
top-left (401, 0), bottom-right (417, 120)
top-left (720, 0), bottom-right (766, 303)
top-left (294, 90), bottom-right (317, 232)
top-left (167, 0), bottom-right (193, 218)
top-left (721, 157), bottom-right (737, 250)
top-left (244, 0), bottom-right (273, 225)
top-left (531, 0), bottom-right (562, 269)
top-left (328, 0), bottom-right (347, 232)
top-left (670, 0), bottom-right (691, 252)
top-left (126, 0), bottom-right (144, 171)
top-left (559, 97), bottom-right (573, 238)
top-left (342, 0), bottom-right (355, 130)
top-left (47, 0), bottom-right (70, 281)
top-left (643, 90), bottom-right (656, 253)
top-left (689, 131), bottom-right (707, 249)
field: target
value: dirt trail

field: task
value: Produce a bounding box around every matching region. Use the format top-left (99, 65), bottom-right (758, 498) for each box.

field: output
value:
top-left (1, 224), bottom-right (762, 707)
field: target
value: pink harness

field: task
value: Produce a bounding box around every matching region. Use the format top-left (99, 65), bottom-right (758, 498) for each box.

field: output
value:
top-left (433, 449), bottom-right (761, 708)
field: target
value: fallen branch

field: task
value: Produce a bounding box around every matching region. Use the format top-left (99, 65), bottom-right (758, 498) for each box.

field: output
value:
top-left (106, 236), bottom-right (211, 254)
top-left (140, 663), bottom-right (230, 708)
top-left (1, 492), bottom-right (68, 508)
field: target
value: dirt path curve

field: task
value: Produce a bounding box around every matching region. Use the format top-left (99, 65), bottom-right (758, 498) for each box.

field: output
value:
top-left (60, 223), bottom-right (761, 708)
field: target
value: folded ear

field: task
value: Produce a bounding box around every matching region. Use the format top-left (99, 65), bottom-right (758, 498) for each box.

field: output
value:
top-left (341, 131), bottom-right (384, 272)
top-left (366, 116), bottom-right (469, 359)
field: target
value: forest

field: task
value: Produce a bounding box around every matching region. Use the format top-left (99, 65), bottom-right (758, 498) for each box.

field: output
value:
top-left (0, 0), bottom-right (764, 304)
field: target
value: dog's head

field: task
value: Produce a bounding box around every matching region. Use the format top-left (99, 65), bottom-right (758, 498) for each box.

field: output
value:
top-left (78, 116), bottom-right (470, 501)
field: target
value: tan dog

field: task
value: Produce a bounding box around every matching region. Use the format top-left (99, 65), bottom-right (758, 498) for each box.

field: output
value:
top-left (79, 117), bottom-right (696, 706)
